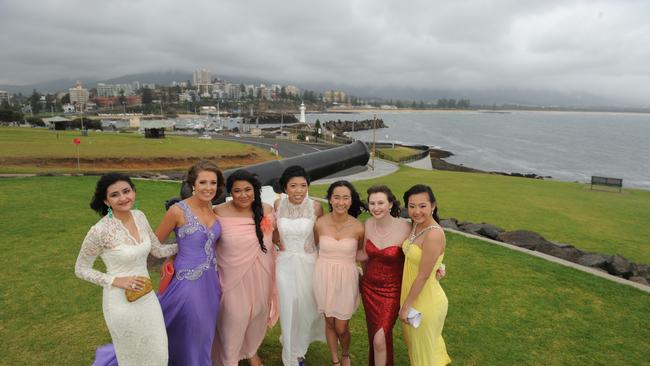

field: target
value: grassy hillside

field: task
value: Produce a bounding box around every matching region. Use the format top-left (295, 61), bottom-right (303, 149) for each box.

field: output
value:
top-left (0, 127), bottom-right (273, 173)
top-left (0, 176), bottom-right (648, 365)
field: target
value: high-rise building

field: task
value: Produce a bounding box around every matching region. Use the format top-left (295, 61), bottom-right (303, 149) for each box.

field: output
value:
top-left (285, 85), bottom-right (300, 97)
top-left (69, 81), bottom-right (89, 106)
top-left (193, 69), bottom-right (213, 94)
top-left (193, 69), bottom-right (211, 85)
top-left (228, 84), bottom-right (241, 99)
top-left (323, 90), bottom-right (347, 103)
top-left (96, 83), bottom-right (135, 97)
top-left (0, 90), bottom-right (9, 105)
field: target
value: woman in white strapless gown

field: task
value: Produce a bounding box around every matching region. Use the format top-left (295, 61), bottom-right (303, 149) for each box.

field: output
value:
top-left (274, 166), bottom-right (325, 366)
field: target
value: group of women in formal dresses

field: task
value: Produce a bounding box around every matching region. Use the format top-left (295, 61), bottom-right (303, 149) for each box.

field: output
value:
top-left (75, 161), bottom-right (451, 366)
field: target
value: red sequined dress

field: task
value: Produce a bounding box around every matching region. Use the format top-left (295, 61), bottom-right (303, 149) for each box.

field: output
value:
top-left (359, 239), bottom-right (405, 366)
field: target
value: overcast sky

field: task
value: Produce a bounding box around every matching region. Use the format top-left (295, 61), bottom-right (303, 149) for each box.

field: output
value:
top-left (1, 0), bottom-right (649, 104)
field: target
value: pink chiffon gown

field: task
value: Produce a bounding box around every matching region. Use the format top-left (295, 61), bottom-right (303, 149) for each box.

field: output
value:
top-left (211, 215), bottom-right (278, 366)
top-left (312, 235), bottom-right (359, 320)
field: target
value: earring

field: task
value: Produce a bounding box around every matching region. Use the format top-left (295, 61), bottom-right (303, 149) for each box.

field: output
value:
top-left (107, 206), bottom-right (113, 219)
top-left (192, 188), bottom-right (195, 195)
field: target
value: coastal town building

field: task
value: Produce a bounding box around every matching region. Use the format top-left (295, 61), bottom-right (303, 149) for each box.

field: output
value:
top-left (193, 68), bottom-right (212, 94)
top-left (323, 90), bottom-right (347, 103)
top-left (285, 85), bottom-right (300, 97)
top-left (96, 83), bottom-right (136, 97)
top-left (69, 81), bottom-right (89, 107)
top-left (228, 84), bottom-right (241, 99)
top-left (0, 90), bottom-right (10, 105)
top-left (62, 103), bottom-right (76, 113)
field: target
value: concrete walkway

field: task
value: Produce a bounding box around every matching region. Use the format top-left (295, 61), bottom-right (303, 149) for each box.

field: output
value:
top-left (405, 155), bottom-right (433, 170)
top-left (446, 228), bottom-right (650, 293)
top-left (314, 158), bottom-right (399, 184)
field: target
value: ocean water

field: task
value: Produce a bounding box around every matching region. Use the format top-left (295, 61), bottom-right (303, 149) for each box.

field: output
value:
top-left (302, 111), bottom-right (650, 189)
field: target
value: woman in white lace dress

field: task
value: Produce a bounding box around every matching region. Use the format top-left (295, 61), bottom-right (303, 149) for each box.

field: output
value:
top-left (273, 166), bottom-right (325, 365)
top-left (75, 173), bottom-right (177, 366)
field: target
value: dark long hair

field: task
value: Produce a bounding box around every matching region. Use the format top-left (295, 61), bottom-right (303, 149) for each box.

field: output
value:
top-left (326, 180), bottom-right (364, 218)
top-left (403, 184), bottom-right (440, 223)
top-left (90, 173), bottom-right (135, 216)
top-left (279, 165), bottom-right (310, 192)
top-left (367, 185), bottom-right (401, 217)
top-left (226, 169), bottom-right (267, 253)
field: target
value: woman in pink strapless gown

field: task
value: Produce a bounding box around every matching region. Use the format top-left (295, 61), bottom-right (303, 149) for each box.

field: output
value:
top-left (211, 170), bottom-right (278, 366)
top-left (313, 180), bottom-right (365, 366)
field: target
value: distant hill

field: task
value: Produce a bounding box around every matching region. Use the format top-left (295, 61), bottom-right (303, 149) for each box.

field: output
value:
top-left (0, 70), bottom-right (638, 108)
top-left (0, 71), bottom-right (273, 95)
top-left (0, 78), bottom-right (92, 95)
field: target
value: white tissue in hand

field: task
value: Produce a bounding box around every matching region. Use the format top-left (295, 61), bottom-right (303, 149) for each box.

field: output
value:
top-left (407, 307), bottom-right (422, 328)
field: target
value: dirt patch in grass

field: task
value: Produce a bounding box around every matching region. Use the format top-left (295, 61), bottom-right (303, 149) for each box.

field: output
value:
top-left (0, 153), bottom-right (270, 172)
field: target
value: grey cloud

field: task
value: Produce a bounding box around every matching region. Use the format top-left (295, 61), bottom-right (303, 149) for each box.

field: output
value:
top-left (1, 0), bottom-right (649, 105)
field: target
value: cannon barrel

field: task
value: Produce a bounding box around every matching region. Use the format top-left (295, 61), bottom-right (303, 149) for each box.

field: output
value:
top-left (177, 140), bottom-right (370, 204)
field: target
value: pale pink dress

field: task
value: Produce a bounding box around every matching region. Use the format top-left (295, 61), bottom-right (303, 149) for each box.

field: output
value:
top-left (312, 235), bottom-right (360, 320)
top-left (212, 215), bottom-right (278, 366)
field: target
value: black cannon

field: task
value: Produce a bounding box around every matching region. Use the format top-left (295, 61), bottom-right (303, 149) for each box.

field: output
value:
top-left (168, 140), bottom-right (370, 207)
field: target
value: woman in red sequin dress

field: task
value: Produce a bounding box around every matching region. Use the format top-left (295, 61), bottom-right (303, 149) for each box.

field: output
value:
top-left (358, 185), bottom-right (411, 366)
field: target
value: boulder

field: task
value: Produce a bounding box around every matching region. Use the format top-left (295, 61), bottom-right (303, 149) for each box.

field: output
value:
top-left (547, 244), bottom-right (584, 263)
top-left (458, 223), bottom-right (483, 235)
top-left (477, 223), bottom-right (505, 240)
top-left (497, 230), bottom-right (549, 250)
top-left (577, 253), bottom-right (610, 269)
top-left (440, 218), bottom-right (459, 230)
top-left (629, 276), bottom-right (649, 287)
top-left (606, 254), bottom-right (633, 278)
top-left (631, 263), bottom-right (649, 278)
top-left (536, 241), bottom-right (560, 254)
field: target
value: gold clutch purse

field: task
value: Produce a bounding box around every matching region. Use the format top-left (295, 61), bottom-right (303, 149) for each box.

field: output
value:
top-left (125, 276), bottom-right (153, 302)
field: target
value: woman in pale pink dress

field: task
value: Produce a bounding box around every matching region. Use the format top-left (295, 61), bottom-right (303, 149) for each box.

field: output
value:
top-left (211, 170), bottom-right (277, 366)
top-left (313, 180), bottom-right (364, 366)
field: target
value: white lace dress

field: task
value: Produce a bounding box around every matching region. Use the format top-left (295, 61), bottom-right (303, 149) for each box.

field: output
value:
top-left (276, 197), bottom-right (325, 366)
top-left (74, 210), bottom-right (177, 366)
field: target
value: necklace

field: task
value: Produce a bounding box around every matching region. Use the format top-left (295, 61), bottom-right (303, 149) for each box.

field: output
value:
top-left (405, 223), bottom-right (438, 253)
top-left (332, 216), bottom-right (351, 233)
top-left (373, 218), bottom-right (392, 238)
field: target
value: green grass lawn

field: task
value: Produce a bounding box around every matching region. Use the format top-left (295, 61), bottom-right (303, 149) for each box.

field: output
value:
top-left (311, 166), bottom-right (650, 265)
top-left (1, 176), bottom-right (648, 365)
top-left (376, 146), bottom-right (420, 161)
top-left (0, 127), bottom-right (272, 173)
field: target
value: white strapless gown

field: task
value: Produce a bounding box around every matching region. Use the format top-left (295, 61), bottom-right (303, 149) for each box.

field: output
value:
top-left (276, 199), bottom-right (325, 366)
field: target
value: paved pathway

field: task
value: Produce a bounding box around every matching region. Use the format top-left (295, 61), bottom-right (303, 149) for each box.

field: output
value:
top-left (314, 158), bottom-right (398, 184)
top-left (446, 228), bottom-right (650, 293)
top-left (210, 135), bottom-right (327, 157)
top-left (405, 155), bottom-right (433, 170)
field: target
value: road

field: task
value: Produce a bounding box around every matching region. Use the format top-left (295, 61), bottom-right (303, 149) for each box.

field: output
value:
top-left (211, 135), bottom-right (327, 157)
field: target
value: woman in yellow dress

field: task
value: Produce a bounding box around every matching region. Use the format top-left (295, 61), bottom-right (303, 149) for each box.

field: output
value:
top-left (399, 184), bottom-right (451, 366)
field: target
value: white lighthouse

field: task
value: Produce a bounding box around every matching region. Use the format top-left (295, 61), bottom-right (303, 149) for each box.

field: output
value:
top-left (299, 102), bottom-right (306, 123)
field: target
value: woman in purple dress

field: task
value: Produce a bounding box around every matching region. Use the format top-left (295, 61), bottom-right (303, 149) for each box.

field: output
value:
top-left (155, 160), bottom-right (225, 365)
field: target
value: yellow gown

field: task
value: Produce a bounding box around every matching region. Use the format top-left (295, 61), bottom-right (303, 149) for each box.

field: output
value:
top-left (400, 238), bottom-right (451, 366)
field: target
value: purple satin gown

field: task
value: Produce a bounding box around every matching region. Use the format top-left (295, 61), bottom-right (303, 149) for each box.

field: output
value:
top-left (93, 201), bottom-right (222, 366)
